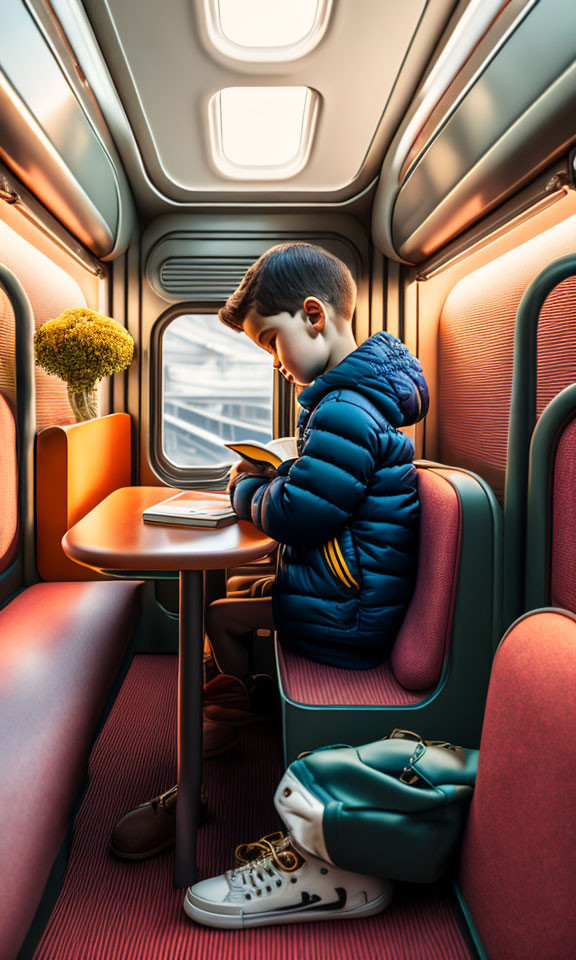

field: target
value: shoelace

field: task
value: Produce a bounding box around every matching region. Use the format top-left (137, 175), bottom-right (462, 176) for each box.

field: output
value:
top-left (228, 831), bottom-right (305, 894)
top-left (234, 831), bottom-right (301, 871)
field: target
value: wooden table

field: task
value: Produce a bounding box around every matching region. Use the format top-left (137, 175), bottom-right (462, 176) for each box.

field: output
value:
top-left (62, 486), bottom-right (276, 888)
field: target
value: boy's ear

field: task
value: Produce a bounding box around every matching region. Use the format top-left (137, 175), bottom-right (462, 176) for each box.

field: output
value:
top-left (303, 296), bottom-right (326, 332)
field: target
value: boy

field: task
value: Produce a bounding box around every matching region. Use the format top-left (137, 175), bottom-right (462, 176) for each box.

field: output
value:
top-left (205, 241), bottom-right (428, 681)
top-left (110, 242), bottom-right (428, 861)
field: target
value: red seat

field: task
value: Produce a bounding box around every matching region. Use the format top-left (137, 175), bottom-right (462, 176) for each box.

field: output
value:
top-left (0, 579), bottom-right (142, 960)
top-left (277, 463), bottom-right (502, 761)
top-left (526, 383), bottom-right (576, 614)
top-left (459, 609), bottom-right (576, 959)
top-left (0, 308), bottom-right (144, 958)
top-left (548, 415), bottom-right (576, 610)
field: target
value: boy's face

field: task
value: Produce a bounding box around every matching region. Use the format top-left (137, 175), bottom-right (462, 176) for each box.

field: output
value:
top-left (244, 301), bottom-right (331, 387)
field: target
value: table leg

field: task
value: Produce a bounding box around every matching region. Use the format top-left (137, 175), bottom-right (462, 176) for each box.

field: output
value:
top-left (174, 569), bottom-right (204, 888)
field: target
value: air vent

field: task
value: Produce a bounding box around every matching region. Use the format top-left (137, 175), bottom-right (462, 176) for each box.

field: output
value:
top-left (146, 235), bottom-right (360, 304)
top-left (159, 257), bottom-right (255, 299)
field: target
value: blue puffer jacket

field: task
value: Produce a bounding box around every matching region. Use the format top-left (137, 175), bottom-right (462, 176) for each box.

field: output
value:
top-left (230, 332), bottom-right (429, 669)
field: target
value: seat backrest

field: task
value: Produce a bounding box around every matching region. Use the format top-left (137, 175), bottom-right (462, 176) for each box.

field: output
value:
top-left (526, 386), bottom-right (576, 615)
top-left (548, 417), bottom-right (576, 611)
top-left (391, 466), bottom-right (461, 690)
top-left (36, 414), bottom-right (132, 581)
top-left (459, 609), bottom-right (576, 960)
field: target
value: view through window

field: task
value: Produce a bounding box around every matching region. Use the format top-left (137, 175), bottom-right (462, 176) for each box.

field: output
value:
top-left (162, 313), bottom-right (273, 468)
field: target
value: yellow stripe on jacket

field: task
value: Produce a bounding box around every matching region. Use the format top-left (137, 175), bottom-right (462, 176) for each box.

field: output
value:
top-left (324, 539), bottom-right (358, 590)
top-left (332, 538), bottom-right (360, 589)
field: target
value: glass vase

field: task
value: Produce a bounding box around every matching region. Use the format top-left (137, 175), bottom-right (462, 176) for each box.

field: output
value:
top-left (68, 385), bottom-right (98, 422)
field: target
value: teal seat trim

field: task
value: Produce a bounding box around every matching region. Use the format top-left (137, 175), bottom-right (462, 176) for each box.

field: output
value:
top-left (504, 253), bottom-right (576, 628)
top-left (452, 879), bottom-right (489, 960)
top-left (0, 264), bottom-right (35, 592)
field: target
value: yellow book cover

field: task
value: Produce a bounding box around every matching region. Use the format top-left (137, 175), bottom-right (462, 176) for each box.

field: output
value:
top-left (224, 437), bottom-right (298, 469)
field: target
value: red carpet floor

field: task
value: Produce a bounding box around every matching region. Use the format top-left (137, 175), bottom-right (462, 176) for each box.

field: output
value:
top-left (34, 655), bottom-right (472, 959)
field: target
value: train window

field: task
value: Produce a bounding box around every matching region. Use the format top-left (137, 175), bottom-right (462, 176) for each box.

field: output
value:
top-left (161, 313), bottom-right (273, 470)
top-left (206, 0), bottom-right (333, 62)
top-left (209, 87), bottom-right (318, 180)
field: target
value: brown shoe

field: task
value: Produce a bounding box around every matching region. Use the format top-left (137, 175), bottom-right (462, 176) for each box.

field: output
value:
top-left (110, 784), bottom-right (207, 861)
top-left (203, 674), bottom-right (276, 726)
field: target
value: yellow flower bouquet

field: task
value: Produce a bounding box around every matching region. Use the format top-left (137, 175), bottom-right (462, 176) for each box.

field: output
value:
top-left (34, 307), bottom-right (134, 421)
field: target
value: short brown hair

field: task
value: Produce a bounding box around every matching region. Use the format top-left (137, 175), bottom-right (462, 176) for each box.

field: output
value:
top-left (219, 242), bottom-right (356, 332)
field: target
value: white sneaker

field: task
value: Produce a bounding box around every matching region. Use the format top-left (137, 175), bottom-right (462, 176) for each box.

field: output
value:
top-left (183, 831), bottom-right (392, 929)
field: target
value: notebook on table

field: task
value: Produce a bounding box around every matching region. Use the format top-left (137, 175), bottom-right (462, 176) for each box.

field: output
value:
top-left (142, 493), bottom-right (237, 528)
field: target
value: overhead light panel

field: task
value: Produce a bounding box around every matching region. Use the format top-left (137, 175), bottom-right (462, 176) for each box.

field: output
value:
top-left (205, 0), bottom-right (332, 61)
top-left (209, 86), bottom-right (318, 180)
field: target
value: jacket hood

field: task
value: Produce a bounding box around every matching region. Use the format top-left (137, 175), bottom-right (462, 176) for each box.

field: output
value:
top-left (297, 331), bottom-right (429, 428)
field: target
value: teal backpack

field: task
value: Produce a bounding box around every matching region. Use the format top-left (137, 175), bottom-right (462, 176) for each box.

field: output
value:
top-left (276, 730), bottom-right (479, 883)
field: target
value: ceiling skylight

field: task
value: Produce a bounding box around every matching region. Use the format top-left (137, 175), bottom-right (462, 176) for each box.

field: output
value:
top-left (205, 0), bottom-right (332, 62)
top-left (209, 86), bottom-right (318, 180)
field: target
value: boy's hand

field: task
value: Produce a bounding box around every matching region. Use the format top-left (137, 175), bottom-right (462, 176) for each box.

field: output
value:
top-left (227, 459), bottom-right (276, 492)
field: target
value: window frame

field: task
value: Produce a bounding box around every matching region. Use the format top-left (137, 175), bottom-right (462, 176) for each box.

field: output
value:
top-left (150, 303), bottom-right (291, 488)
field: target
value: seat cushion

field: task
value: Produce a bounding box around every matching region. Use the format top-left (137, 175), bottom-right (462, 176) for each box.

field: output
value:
top-left (277, 644), bottom-right (429, 706)
top-left (459, 610), bottom-right (576, 960)
top-left (0, 579), bottom-right (142, 960)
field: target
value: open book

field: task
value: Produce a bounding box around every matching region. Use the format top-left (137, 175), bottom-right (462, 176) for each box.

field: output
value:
top-left (224, 436), bottom-right (298, 469)
top-left (143, 493), bottom-right (237, 528)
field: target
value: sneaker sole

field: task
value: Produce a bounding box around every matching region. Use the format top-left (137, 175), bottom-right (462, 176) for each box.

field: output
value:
top-left (183, 885), bottom-right (393, 929)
